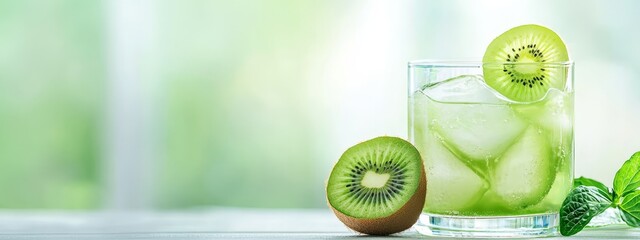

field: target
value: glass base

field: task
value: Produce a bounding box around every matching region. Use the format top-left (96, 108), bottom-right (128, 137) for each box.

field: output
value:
top-left (415, 213), bottom-right (558, 238)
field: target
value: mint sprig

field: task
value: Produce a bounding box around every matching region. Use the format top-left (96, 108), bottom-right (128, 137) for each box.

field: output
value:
top-left (560, 151), bottom-right (640, 236)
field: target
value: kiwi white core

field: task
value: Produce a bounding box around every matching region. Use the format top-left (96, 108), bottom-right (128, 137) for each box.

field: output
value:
top-left (361, 171), bottom-right (390, 188)
top-left (514, 57), bottom-right (539, 74)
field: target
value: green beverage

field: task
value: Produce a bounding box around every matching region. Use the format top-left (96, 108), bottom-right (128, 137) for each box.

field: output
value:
top-left (410, 74), bottom-right (573, 216)
top-left (409, 25), bottom-right (574, 237)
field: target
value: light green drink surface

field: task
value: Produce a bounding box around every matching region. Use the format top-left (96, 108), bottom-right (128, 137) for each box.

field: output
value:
top-left (409, 75), bottom-right (573, 216)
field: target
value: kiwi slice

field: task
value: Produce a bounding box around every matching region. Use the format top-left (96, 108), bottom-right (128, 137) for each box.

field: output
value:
top-left (326, 137), bottom-right (426, 235)
top-left (483, 24), bottom-right (569, 102)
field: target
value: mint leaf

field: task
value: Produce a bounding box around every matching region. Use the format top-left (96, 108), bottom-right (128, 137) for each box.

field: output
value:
top-left (613, 152), bottom-right (640, 197)
top-left (574, 176), bottom-right (611, 199)
top-left (620, 190), bottom-right (640, 227)
top-left (621, 210), bottom-right (640, 227)
top-left (560, 186), bottom-right (612, 236)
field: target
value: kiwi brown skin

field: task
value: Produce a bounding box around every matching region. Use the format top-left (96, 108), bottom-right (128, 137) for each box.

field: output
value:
top-left (328, 165), bottom-right (426, 236)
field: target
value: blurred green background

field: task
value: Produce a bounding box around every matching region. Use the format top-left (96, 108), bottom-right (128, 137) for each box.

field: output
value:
top-left (0, 0), bottom-right (638, 209)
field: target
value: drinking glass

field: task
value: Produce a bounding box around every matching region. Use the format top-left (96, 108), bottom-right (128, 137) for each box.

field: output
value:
top-left (408, 60), bottom-right (574, 238)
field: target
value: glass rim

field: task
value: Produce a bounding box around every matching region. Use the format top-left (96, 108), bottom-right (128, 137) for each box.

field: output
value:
top-left (408, 59), bottom-right (574, 68)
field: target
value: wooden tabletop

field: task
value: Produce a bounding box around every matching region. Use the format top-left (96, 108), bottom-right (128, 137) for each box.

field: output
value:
top-left (0, 208), bottom-right (638, 239)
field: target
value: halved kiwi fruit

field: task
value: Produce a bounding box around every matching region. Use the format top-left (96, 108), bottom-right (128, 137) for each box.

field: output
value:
top-left (483, 24), bottom-right (569, 102)
top-left (326, 137), bottom-right (426, 235)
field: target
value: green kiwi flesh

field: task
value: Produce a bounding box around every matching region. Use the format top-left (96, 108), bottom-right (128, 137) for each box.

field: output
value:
top-left (326, 137), bottom-right (424, 235)
top-left (483, 24), bottom-right (569, 102)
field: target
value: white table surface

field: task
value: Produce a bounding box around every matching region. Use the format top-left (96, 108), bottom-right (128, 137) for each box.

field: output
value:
top-left (0, 208), bottom-right (639, 239)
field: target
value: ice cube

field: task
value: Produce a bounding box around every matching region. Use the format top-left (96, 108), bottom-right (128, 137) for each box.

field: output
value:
top-left (419, 132), bottom-right (489, 213)
top-left (526, 167), bottom-right (572, 212)
top-left (423, 74), bottom-right (507, 104)
top-left (426, 100), bottom-right (527, 162)
top-left (511, 89), bottom-right (573, 133)
top-left (492, 127), bottom-right (557, 209)
top-left (409, 90), bottom-right (430, 143)
top-left (511, 89), bottom-right (573, 166)
top-left (422, 75), bottom-right (528, 161)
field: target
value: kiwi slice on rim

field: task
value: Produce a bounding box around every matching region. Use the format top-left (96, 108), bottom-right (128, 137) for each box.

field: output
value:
top-left (483, 24), bottom-right (569, 102)
top-left (326, 137), bottom-right (426, 235)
